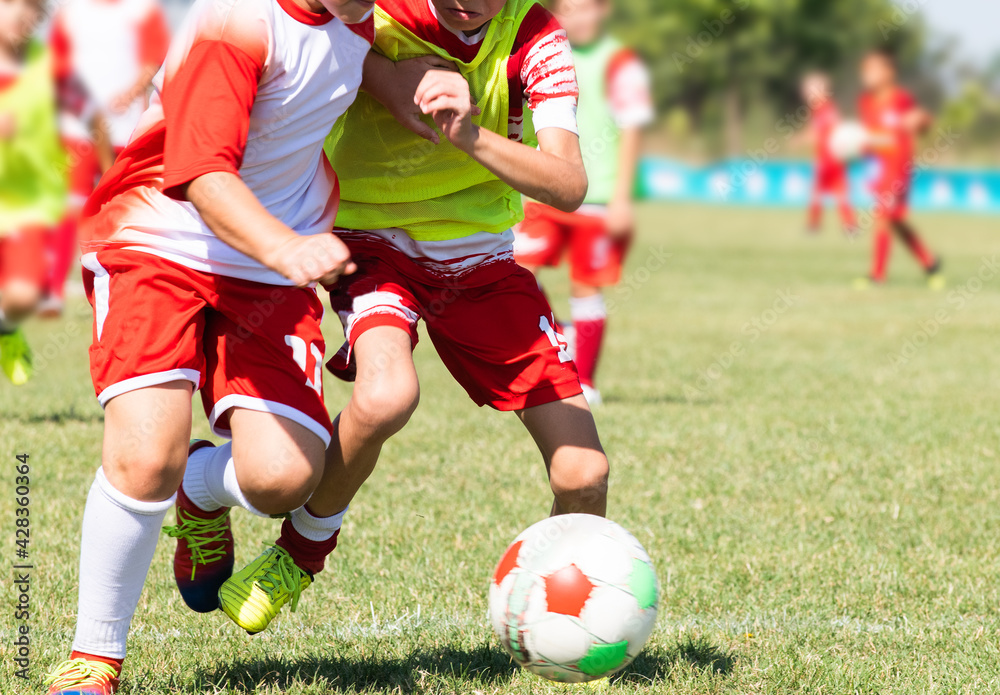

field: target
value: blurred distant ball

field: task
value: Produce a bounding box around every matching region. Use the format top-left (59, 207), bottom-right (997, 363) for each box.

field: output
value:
top-left (829, 120), bottom-right (871, 162)
top-left (489, 515), bottom-right (659, 684)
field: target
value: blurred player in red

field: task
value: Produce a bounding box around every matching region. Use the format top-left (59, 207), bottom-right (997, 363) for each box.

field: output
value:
top-left (0, 0), bottom-right (106, 385)
top-left (45, 0), bottom-right (170, 314)
top-left (800, 72), bottom-right (857, 236)
top-left (514, 0), bottom-right (653, 406)
top-left (857, 50), bottom-right (943, 289)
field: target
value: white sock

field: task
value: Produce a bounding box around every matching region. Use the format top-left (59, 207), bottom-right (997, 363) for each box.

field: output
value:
top-left (182, 443), bottom-right (266, 517)
top-left (290, 505), bottom-right (348, 542)
top-left (72, 468), bottom-right (175, 660)
top-left (569, 294), bottom-right (608, 323)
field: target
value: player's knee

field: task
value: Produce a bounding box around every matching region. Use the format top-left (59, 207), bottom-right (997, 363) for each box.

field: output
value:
top-left (551, 454), bottom-right (610, 512)
top-left (350, 375), bottom-right (420, 439)
top-left (1, 280), bottom-right (42, 320)
top-left (240, 449), bottom-right (324, 515)
top-left (103, 438), bottom-right (188, 502)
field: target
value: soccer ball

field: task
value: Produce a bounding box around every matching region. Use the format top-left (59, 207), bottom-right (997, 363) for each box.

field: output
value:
top-left (828, 120), bottom-right (871, 162)
top-left (488, 515), bottom-right (659, 683)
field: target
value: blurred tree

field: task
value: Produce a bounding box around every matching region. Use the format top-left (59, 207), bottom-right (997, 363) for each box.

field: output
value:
top-left (611, 0), bottom-right (930, 155)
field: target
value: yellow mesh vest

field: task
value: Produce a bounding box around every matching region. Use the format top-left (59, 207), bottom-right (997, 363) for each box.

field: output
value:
top-left (0, 40), bottom-right (67, 235)
top-left (326, 0), bottom-right (538, 241)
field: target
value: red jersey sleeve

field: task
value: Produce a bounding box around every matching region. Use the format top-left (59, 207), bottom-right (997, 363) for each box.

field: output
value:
top-left (161, 40), bottom-right (264, 200)
top-left (138, 5), bottom-right (172, 68)
top-left (50, 14), bottom-right (73, 82)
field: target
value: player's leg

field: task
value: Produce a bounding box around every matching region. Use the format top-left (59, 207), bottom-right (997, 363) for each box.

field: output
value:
top-left (45, 383), bottom-right (194, 695)
top-left (47, 249), bottom-right (208, 694)
top-left (891, 209), bottom-right (942, 288)
top-left (0, 228), bottom-right (46, 385)
top-left (425, 263), bottom-right (607, 516)
top-left (306, 325), bottom-right (420, 518)
top-left (211, 409), bottom-right (330, 633)
top-left (569, 284), bottom-right (607, 406)
top-left (567, 213), bottom-right (629, 404)
top-left (832, 174), bottom-right (858, 235)
top-left (807, 190), bottom-right (824, 233)
top-left (517, 394), bottom-right (609, 517)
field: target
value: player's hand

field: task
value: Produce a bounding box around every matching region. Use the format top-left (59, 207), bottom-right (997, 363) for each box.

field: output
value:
top-left (415, 70), bottom-right (478, 152)
top-left (606, 198), bottom-right (635, 240)
top-left (0, 112), bottom-right (17, 140)
top-left (268, 234), bottom-right (357, 288)
top-left (380, 56), bottom-right (458, 144)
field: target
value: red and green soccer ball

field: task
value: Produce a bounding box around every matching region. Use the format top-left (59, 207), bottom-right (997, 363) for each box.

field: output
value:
top-left (489, 515), bottom-right (659, 684)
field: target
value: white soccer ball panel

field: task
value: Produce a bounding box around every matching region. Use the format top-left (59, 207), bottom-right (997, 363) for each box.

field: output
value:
top-left (525, 613), bottom-right (593, 666)
top-left (574, 533), bottom-right (635, 588)
top-left (525, 659), bottom-right (590, 684)
top-left (580, 585), bottom-right (642, 644)
top-left (626, 607), bottom-right (659, 659)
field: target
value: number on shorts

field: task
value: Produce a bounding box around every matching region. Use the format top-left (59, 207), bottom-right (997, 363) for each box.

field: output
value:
top-left (285, 335), bottom-right (324, 395)
top-left (539, 315), bottom-right (573, 364)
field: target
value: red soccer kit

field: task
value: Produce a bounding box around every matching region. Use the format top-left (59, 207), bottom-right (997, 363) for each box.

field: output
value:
top-left (81, 0), bottom-right (374, 445)
top-left (812, 100), bottom-right (849, 194)
top-left (859, 87), bottom-right (917, 221)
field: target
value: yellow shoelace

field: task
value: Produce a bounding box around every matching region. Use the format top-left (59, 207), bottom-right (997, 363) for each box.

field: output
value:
top-left (256, 545), bottom-right (308, 612)
top-left (44, 658), bottom-right (118, 690)
top-left (163, 509), bottom-right (232, 580)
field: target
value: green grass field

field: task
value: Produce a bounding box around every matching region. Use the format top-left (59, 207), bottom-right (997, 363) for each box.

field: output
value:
top-left (4, 203), bottom-right (1000, 694)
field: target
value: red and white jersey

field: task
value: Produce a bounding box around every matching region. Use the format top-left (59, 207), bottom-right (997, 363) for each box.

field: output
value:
top-left (382, 0), bottom-right (579, 141)
top-left (84, 0), bottom-right (374, 286)
top-left (51, 0), bottom-right (171, 147)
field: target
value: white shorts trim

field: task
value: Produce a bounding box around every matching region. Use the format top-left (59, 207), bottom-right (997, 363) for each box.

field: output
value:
top-left (208, 394), bottom-right (332, 448)
top-left (81, 253), bottom-right (111, 341)
top-left (98, 369), bottom-right (202, 408)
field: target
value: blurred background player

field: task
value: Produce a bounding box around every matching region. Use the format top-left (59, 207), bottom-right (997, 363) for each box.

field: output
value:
top-left (798, 72), bottom-right (858, 236)
top-left (0, 0), bottom-right (67, 384)
top-left (45, 0), bottom-right (169, 314)
top-left (514, 0), bottom-right (653, 407)
top-left (856, 50), bottom-right (943, 289)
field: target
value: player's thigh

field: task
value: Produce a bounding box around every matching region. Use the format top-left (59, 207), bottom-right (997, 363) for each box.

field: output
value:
top-left (102, 381), bottom-right (195, 502)
top-left (422, 265), bottom-right (581, 412)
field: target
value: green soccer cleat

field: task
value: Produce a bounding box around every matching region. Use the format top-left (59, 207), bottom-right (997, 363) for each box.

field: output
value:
top-left (0, 328), bottom-right (33, 385)
top-left (219, 544), bottom-right (312, 635)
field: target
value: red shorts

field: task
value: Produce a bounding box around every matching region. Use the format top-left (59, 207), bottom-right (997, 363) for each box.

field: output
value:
top-left (873, 178), bottom-right (910, 221)
top-left (514, 202), bottom-right (631, 287)
top-left (0, 228), bottom-right (47, 287)
top-left (815, 162), bottom-right (848, 194)
top-left (81, 248), bottom-right (333, 446)
top-left (326, 233), bottom-right (582, 412)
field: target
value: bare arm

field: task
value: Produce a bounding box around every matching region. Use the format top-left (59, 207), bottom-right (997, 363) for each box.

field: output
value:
top-left (415, 70), bottom-right (587, 212)
top-left (184, 172), bottom-right (355, 287)
top-left (605, 126), bottom-right (643, 238)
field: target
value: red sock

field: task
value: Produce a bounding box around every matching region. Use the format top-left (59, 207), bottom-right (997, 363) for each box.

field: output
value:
top-left (69, 650), bottom-right (123, 689)
top-left (837, 197), bottom-right (857, 229)
top-left (276, 514), bottom-right (340, 577)
top-left (871, 227), bottom-right (892, 282)
top-left (573, 319), bottom-right (606, 389)
top-left (895, 222), bottom-right (935, 270)
top-left (807, 200), bottom-right (822, 229)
